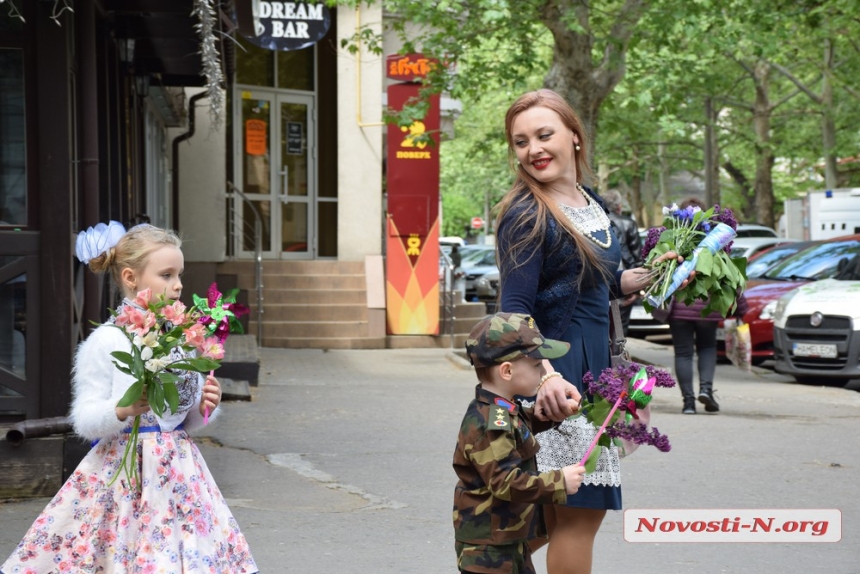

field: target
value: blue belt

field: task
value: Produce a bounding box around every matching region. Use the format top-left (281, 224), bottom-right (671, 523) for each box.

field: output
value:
top-left (91, 423), bottom-right (184, 447)
top-left (125, 424), bottom-right (184, 433)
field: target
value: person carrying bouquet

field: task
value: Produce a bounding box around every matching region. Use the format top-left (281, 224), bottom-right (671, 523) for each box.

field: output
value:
top-left (1, 223), bottom-right (258, 574)
top-left (650, 197), bottom-right (748, 414)
top-left (494, 89), bottom-right (688, 574)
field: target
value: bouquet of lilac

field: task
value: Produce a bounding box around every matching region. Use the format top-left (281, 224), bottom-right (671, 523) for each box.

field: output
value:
top-left (577, 363), bottom-right (675, 472)
top-left (640, 203), bottom-right (747, 317)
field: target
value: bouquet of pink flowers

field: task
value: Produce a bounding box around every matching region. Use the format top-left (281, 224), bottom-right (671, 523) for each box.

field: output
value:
top-left (109, 288), bottom-right (225, 487)
top-left (577, 363), bottom-right (675, 471)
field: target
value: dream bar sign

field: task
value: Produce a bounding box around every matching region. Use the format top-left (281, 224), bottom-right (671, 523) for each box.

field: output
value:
top-left (242, 1), bottom-right (332, 51)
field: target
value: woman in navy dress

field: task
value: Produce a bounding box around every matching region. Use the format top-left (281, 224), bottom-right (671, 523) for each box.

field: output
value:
top-left (495, 89), bottom-right (682, 574)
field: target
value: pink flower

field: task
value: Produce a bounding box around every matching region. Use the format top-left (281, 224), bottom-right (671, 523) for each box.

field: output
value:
top-left (162, 300), bottom-right (187, 325)
top-left (117, 307), bottom-right (157, 337)
top-left (183, 323), bottom-right (207, 348)
top-left (134, 288), bottom-right (154, 308)
top-left (199, 337), bottom-right (225, 360)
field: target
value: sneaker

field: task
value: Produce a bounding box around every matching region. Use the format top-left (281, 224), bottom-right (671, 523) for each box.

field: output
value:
top-left (698, 389), bottom-right (719, 412)
top-left (682, 398), bottom-right (696, 414)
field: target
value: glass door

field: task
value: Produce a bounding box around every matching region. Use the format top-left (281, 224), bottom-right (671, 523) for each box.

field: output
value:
top-left (236, 89), bottom-right (315, 259)
top-left (277, 94), bottom-right (314, 258)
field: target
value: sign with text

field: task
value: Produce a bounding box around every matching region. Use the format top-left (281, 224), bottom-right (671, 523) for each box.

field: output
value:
top-left (385, 63), bottom-right (441, 336)
top-left (385, 53), bottom-right (437, 82)
top-left (240, 1), bottom-right (331, 51)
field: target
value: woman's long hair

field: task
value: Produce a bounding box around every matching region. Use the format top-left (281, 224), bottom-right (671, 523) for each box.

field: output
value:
top-left (494, 89), bottom-right (609, 283)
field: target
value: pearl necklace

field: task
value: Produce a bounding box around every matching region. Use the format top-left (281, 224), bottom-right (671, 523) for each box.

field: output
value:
top-left (556, 184), bottom-right (613, 249)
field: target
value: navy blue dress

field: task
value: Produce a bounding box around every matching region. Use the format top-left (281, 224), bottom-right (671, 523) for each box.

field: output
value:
top-left (499, 196), bottom-right (624, 511)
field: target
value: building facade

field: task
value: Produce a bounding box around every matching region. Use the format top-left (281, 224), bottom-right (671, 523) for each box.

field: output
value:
top-left (0, 0), bottom-right (409, 425)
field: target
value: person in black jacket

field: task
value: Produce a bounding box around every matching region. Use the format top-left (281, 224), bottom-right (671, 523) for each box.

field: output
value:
top-left (602, 189), bottom-right (643, 336)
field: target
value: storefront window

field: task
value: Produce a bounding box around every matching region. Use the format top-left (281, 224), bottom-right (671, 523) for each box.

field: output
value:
top-left (0, 49), bottom-right (27, 226)
top-left (0, 261), bottom-right (26, 377)
top-left (277, 47), bottom-right (314, 91)
top-left (236, 37), bottom-right (275, 87)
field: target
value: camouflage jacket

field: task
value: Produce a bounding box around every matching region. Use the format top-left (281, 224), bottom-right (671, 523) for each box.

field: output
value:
top-left (453, 385), bottom-right (567, 545)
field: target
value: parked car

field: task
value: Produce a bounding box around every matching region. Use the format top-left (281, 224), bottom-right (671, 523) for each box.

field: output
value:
top-left (475, 270), bottom-right (500, 312)
top-left (745, 241), bottom-right (814, 279)
top-left (734, 223), bottom-right (778, 238)
top-left (461, 247), bottom-right (498, 300)
top-left (628, 297), bottom-right (670, 337)
top-left (773, 267), bottom-right (860, 386)
top-left (729, 237), bottom-right (798, 260)
top-left (717, 234), bottom-right (860, 364)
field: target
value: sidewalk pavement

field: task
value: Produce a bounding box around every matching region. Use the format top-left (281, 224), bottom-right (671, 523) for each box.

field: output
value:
top-left (2, 340), bottom-right (859, 573)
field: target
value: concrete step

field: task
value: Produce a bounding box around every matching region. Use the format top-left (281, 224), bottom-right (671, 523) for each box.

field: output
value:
top-left (260, 303), bottom-right (368, 322)
top-left (219, 334), bottom-right (261, 386)
top-left (260, 289), bottom-right (367, 305)
top-left (261, 274), bottom-right (366, 290)
top-left (252, 320), bottom-right (370, 339)
top-left (219, 260), bottom-right (365, 275)
top-left (262, 336), bottom-right (387, 349)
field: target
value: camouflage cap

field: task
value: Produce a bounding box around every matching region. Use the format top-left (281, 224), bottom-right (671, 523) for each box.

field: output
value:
top-left (465, 312), bottom-right (570, 368)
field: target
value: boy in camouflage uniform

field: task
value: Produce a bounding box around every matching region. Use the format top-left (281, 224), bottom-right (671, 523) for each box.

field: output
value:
top-left (453, 312), bottom-right (586, 574)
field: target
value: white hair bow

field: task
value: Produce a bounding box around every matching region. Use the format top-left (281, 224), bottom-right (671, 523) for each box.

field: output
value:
top-left (75, 221), bottom-right (127, 264)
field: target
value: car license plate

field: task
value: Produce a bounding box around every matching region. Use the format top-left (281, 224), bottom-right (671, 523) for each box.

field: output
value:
top-left (792, 343), bottom-right (837, 358)
top-left (716, 328), bottom-right (725, 341)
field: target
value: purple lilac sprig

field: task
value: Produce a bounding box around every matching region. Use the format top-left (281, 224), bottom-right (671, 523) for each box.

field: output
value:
top-left (709, 204), bottom-right (738, 253)
top-left (641, 226), bottom-right (666, 261)
top-left (606, 422), bottom-right (672, 452)
top-left (579, 363), bottom-right (676, 463)
top-left (585, 363), bottom-right (675, 402)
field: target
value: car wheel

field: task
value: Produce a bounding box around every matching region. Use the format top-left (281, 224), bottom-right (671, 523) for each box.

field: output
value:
top-left (793, 375), bottom-right (851, 387)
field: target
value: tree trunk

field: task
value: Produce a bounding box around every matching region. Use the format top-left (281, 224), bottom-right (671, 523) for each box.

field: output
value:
top-left (630, 145), bottom-right (643, 225)
top-left (703, 97), bottom-right (721, 207)
top-left (722, 161), bottom-right (753, 220)
top-left (539, 0), bottom-right (647, 162)
top-left (752, 61), bottom-right (775, 228)
top-left (821, 39), bottom-right (838, 190)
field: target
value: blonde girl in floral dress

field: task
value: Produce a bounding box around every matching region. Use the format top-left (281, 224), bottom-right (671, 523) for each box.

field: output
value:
top-left (1, 223), bottom-right (258, 574)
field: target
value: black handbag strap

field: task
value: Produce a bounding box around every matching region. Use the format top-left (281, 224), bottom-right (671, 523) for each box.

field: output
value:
top-left (609, 300), bottom-right (627, 358)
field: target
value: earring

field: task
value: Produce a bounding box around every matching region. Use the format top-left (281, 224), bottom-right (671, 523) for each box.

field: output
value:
top-left (575, 143), bottom-right (581, 151)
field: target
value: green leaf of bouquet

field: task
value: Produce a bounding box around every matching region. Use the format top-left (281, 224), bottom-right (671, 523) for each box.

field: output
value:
top-left (164, 382), bottom-right (180, 414)
top-left (116, 379), bottom-right (145, 408)
top-left (696, 249), bottom-right (714, 276)
top-left (597, 433), bottom-right (611, 447)
top-left (731, 256), bottom-right (749, 281)
top-left (149, 383), bottom-right (165, 418)
top-left (587, 398), bottom-right (612, 427)
top-left (111, 362), bottom-right (133, 376)
top-left (110, 351), bottom-right (134, 367)
top-left (583, 446), bottom-right (600, 474)
top-left (168, 357), bottom-right (221, 372)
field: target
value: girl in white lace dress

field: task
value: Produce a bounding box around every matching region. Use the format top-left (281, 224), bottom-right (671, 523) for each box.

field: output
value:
top-left (2, 223), bottom-right (258, 574)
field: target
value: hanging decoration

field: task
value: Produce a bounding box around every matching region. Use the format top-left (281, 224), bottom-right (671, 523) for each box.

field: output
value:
top-left (192, 0), bottom-right (225, 130)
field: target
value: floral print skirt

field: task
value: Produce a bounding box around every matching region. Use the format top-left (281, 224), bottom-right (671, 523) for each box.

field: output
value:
top-left (1, 430), bottom-right (258, 574)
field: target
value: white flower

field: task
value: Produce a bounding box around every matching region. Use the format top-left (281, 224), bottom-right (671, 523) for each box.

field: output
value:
top-left (140, 346), bottom-right (154, 361)
top-left (662, 203), bottom-right (680, 215)
top-left (690, 206), bottom-right (702, 213)
top-left (139, 331), bottom-right (159, 347)
top-left (145, 357), bottom-right (168, 373)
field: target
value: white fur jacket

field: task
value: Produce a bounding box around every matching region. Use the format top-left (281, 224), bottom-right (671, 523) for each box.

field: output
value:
top-left (69, 323), bottom-right (219, 441)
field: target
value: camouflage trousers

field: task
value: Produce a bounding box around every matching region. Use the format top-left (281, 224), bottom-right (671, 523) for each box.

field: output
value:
top-left (454, 540), bottom-right (535, 574)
